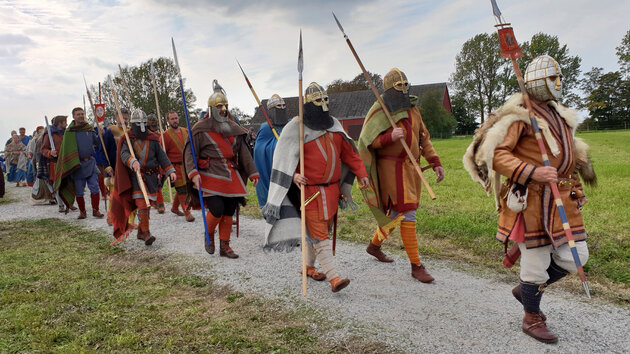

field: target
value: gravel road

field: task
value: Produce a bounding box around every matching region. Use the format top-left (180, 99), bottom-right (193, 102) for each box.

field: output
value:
top-left (2, 185), bottom-right (629, 353)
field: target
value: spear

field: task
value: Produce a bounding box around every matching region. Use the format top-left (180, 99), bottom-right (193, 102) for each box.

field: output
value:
top-left (108, 76), bottom-right (150, 206)
top-left (332, 12), bottom-right (436, 200)
top-left (297, 30), bottom-right (307, 297)
top-left (171, 37), bottom-right (213, 252)
top-left (235, 59), bottom-right (279, 140)
top-left (489, 0), bottom-right (590, 298)
top-left (149, 61), bottom-right (173, 203)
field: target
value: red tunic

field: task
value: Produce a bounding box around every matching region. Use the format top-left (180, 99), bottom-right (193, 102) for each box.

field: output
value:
top-left (162, 127), bottom-right (188, 188)
top-left (297, 132), bottom-right (367, 221)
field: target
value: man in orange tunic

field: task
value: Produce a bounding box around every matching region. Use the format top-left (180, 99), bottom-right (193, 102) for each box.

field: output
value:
top-left (358, 68), bottom-right (445, 283)
top-left (162, 110), bottom-right (194, 222)
top-left (263, 82), bottom-right (369, 293)
top-left (185, 84), bottom-right (259, 258)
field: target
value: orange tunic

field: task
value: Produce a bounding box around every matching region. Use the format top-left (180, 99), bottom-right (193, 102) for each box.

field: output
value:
top-left (298, 132), bottom-right (367, 221)
top-left (162, 127), bottom-right (188, 188)
top-left (369, 107), bottom-right (440, 212)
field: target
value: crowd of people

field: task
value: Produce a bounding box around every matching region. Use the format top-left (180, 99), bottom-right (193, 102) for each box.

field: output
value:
top-left (1, 57), bottom-right (596, 344)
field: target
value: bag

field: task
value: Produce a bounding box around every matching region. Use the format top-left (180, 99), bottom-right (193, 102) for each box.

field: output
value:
top-left (506, 183), bottom-right (528, 212)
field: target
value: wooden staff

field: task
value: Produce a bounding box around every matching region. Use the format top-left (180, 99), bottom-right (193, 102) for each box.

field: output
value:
top-left (298, 30), bottom-right (307, 297)
top-left (108, 77), bottom-right (150, 205)
top-left (118, 64), bottom-right (135, 110)
top-left (149, 61), bottom-right (173, 203)
top-left (333, 13), bottom-right (435, 200)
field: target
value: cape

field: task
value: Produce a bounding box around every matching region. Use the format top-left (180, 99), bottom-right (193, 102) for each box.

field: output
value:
top-left (462, 93), bottom-right (596, 209)
top-left (261, 116), bottom-right (358, 252)
top-left (53, 120), bottom-right (94, 207)
top-left (253, 123), bottom-right (282, 208)
top-left (356, 96), bottom-right (418, 234)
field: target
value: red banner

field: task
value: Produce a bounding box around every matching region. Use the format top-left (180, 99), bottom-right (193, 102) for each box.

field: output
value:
top-left (498, 27), bottom-right (523, 59)
top-left (94, 104), bottom-right (106, 123)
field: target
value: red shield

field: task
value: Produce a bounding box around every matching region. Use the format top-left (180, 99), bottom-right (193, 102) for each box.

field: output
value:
top-left (498, 27), bottom-right (523, 59)
top-left (94, 104), bottom-right (106, 123)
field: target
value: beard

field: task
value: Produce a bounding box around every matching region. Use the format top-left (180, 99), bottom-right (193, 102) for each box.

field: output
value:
top-left (382, 87), bottom-right (412, 114)
top-left (303, 102), bottom-right (333, 131)
top-left (268, 107), bottom-right (288, 126)
top-left (131, 124), bottom-right (148, 140)
top-left (169, 121), bottom-right (179, 129)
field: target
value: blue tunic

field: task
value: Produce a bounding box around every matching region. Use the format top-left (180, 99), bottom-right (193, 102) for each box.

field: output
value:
top-left (253, 123), bottom-right (283, 208)
top-left (73, 130), bottom-right (99, 179)
top-left (93, 127), bottom-right (116, 169)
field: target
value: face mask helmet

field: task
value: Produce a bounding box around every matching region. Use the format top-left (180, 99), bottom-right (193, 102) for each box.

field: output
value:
top-left (382, 68), bottom-right (412, 113)
top-left (383, 67), bottom-right (410, 94)
top-left (208, 79), bottom-right (229, 122)
top-left (129, 108), bottom-right (148, 132)
top-left (266, 94), bottom-right (288, 126)
top-left (304, 82), bottom-right (329, 112)
top-left (524, 55), bottom-right (563, 102)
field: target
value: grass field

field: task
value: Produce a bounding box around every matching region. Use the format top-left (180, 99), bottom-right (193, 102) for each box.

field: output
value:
top-left (242, 130), bottom-right (630, 302)
top-left (0, 219), bottom-right (386, 352)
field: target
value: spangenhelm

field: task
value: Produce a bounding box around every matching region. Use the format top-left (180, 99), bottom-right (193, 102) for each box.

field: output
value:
top-left (130, 108), bottom-right (148, 132)
top-left (304, 82), bottom-right (329, 112)
top-left (524, 55), bottom-right (563, 102)
top-left (266, 94), bottom-right (286, 109)
top-left (383, 68), bottom-right (409, 94)
top-left (208, 79), bottom-right (229, 121)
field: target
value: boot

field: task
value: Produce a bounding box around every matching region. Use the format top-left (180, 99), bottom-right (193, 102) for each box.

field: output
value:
top-left (330, 277), bottom-right (350, 292)
top-left (90, 193), bottom-right (104, 218)
top-left (185, 213), bottom-right (195, 222)
top-left (68, 204), bottom-right (78, 211)
top-left (171, 195), bottom-right (184, 216)
top-left (137, 209), bottom-right (155, 245)
top-left (512, 284), bottom-right (546, 321)
top-left (204, 212), bottom-right (222, 255)
top-left (301, 266), bottom-right (326, 281)
top-left (366, 241), bottom-right (393, 262)
top-left (411, 263), bottom-right (434, 283)
top-left (522, 311), bottom-right (558, 344)
top-left (157, 204), bottom-right (165, 214)
top-left (220, 240), bottom-right (239, 259)
top-left (58, 204), bottom-right (66, 213)
top-left (204, 232), bottom-right (215, 254)
top-left (77, 196), bottom-right (87, 219)
top-left (136, 230), bottom-right (156, 246)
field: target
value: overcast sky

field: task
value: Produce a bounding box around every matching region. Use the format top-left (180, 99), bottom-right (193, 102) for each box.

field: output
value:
top-left (1, 0), bottom-right (628, 144)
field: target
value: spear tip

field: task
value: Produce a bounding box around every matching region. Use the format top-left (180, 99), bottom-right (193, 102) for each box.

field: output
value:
top-left (332, 12), bottom-right (345, 35)
top-left (298, 30), bottom-right (303, 74)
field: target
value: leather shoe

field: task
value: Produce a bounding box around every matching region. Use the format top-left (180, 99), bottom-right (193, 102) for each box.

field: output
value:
top-left (171, 207), bottom-right (185, 216)
top-left (77, 211), bottom-right (87, 219)
top-left (522, 311), bottom-right (558, 344)
top-left (366, 241), bottom-right (393, 262)
top-left (185, 213), bottom-right (195, 222)
top-left (411, 263), bottom-right (434, 283)
top-left (330, 277), bottom-right (350, 292)
top-left (220, 240), bottom-right (239, 259)
top-left (302, 266), bottom-right (326, 281)
top-left (93, 210), bottom-right (104, 218)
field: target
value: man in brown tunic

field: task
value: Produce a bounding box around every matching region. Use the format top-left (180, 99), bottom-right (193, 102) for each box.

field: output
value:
top-left (359, 68), bottom-right (444, 283)
top-left (464, 55), bottom-right (594, 343)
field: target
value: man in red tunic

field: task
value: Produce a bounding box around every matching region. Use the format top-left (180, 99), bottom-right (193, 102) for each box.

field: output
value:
top-left (162, 110), bottom-right (194, 222)
top-left (263, 82), bottom-right (369, 293)
top-left (184, 84), bottom-right (259, 258)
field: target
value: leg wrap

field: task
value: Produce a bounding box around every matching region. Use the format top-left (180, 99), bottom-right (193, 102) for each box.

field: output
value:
top-left (76, 196), bottom-right (86, 213)
top-left (137, 208), bottom-right (150, 232)
top-left (520, 282), bottom-right (545, 314)
top-left (546, 259), bottom-right (569, 286)
top-left (305, 242), bottom-right (316, 267)
top-left (90, 193), bottom-right (100, 211)
top-left (400, 221), bottom-right (421, 265)
top-left (205, 211), bottom-right (221, 234)
top-left (371, 229), bottom-right (385, 246)
top-left (218, 215), bottom-right (232, 241)
top-left (313, 239), bottom-right (338, 279)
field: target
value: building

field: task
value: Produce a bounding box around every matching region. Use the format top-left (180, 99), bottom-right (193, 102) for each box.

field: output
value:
top-left (251, 82), bottom-right (451, 140)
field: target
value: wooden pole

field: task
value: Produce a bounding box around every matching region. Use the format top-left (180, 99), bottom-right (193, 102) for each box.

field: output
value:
top-left (298, 31), bottom-right (307, 297)
top-left (150, 62), bottom-right (173, 203)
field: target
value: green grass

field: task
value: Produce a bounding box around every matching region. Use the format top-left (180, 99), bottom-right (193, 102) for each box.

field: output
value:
top-left (241, 131), bottom-right (630, 301)
top-left (0, 219), bottom-right (388, 352)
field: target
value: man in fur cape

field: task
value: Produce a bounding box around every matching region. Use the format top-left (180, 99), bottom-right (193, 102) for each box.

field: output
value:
top-left (53, 107), bottom-right (103, 219)
top-left (463, 55), bottom-right (595, 344)
top-left (111, 109), bottom-right (176, 245)
top-left (358, 68), bottom-right (444, 283)
top-left (262, 82), bottom-right (369, 293)
top-left (184, 83), bottom-right (259, 258)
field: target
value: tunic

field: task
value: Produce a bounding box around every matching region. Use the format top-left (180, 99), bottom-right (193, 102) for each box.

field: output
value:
top-left (253, 123), bottom-right (283, 207)
top-left (162, 127), bottom-right (188, 188)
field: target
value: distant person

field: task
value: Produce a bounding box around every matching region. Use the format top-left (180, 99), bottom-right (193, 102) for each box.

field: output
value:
top-left (463, 55), bottom-right (595, 344)
top-left (42, 115), bottom-right (70, 212)
top-left (4, 133), bottom-right (27, 186)
top-left (358, 68), bottom-right (444, 283)
top-left (162, 110), bottom-right (194, 222)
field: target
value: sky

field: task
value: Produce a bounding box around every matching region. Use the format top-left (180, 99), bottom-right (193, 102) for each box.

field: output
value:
top-left (1, 0), bottom-right (629, 144)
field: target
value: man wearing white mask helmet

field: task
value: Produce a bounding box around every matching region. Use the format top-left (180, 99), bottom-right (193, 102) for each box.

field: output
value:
top-left (464, 55), bottom-right (596, 343)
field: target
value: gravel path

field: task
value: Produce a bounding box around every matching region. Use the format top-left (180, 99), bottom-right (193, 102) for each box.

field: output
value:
top-left (2, 185), bottom-right (629, 353)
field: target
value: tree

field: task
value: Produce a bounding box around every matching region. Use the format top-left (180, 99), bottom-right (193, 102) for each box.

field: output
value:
top-left (230, 107), bottom-right (252, 125)
top-left (450, 33), bottom-right (504, 124)
top-left (451, 92), bottom-right (478, 135)
top-left (87, 57), bottom-right (200, 128)
top-left (515, 33), bottom-right (582, 107)
top-left (616, 29), bottom-right (630, 78)
top-left (326, 71), bottom-right (382, 93)
top-left (583, 71), bottom-right (626, 128)
top-left (419, 90), bottom-right (457, 139)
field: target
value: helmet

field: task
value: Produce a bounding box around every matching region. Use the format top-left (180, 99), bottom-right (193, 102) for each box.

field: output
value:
top-left (266, 94), bottom-right (286, 109)
top-left (383, 68), bottom-right (409, 94)
top-left (304, 82), bottom-right (329, 112)
top-left (147, 113), bottom-right (158, 131)
top-left (524, 55), bottom-right (563, 102)
top-left (130, 108), bottom-right (148, 132)
top-left (208, 79), bottom-right (229, 121)
top-left (267, 94), bottom-right (288, 126)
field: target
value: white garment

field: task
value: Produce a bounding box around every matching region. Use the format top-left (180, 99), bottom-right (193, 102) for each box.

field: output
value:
top-left (518, 241), bottom-right (589, 284)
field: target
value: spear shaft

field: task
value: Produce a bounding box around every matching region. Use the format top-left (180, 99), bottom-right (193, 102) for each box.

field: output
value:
top-left (171, 38), bottom-right (212, 249)
top-left (332, 13), bottom-right (436, 200)
top-left (83, 75), bottom-right (111, 167)
top-left (489, 0), bottom-right (590, 298)
top-left (236, 59), bottom-right (279, 140)
top-left (150, 62), bottom-right (173, 203)
top-left (118, 64), bottom-right (135, 110)
top-left (298, 30), bottom-right (307, 297)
